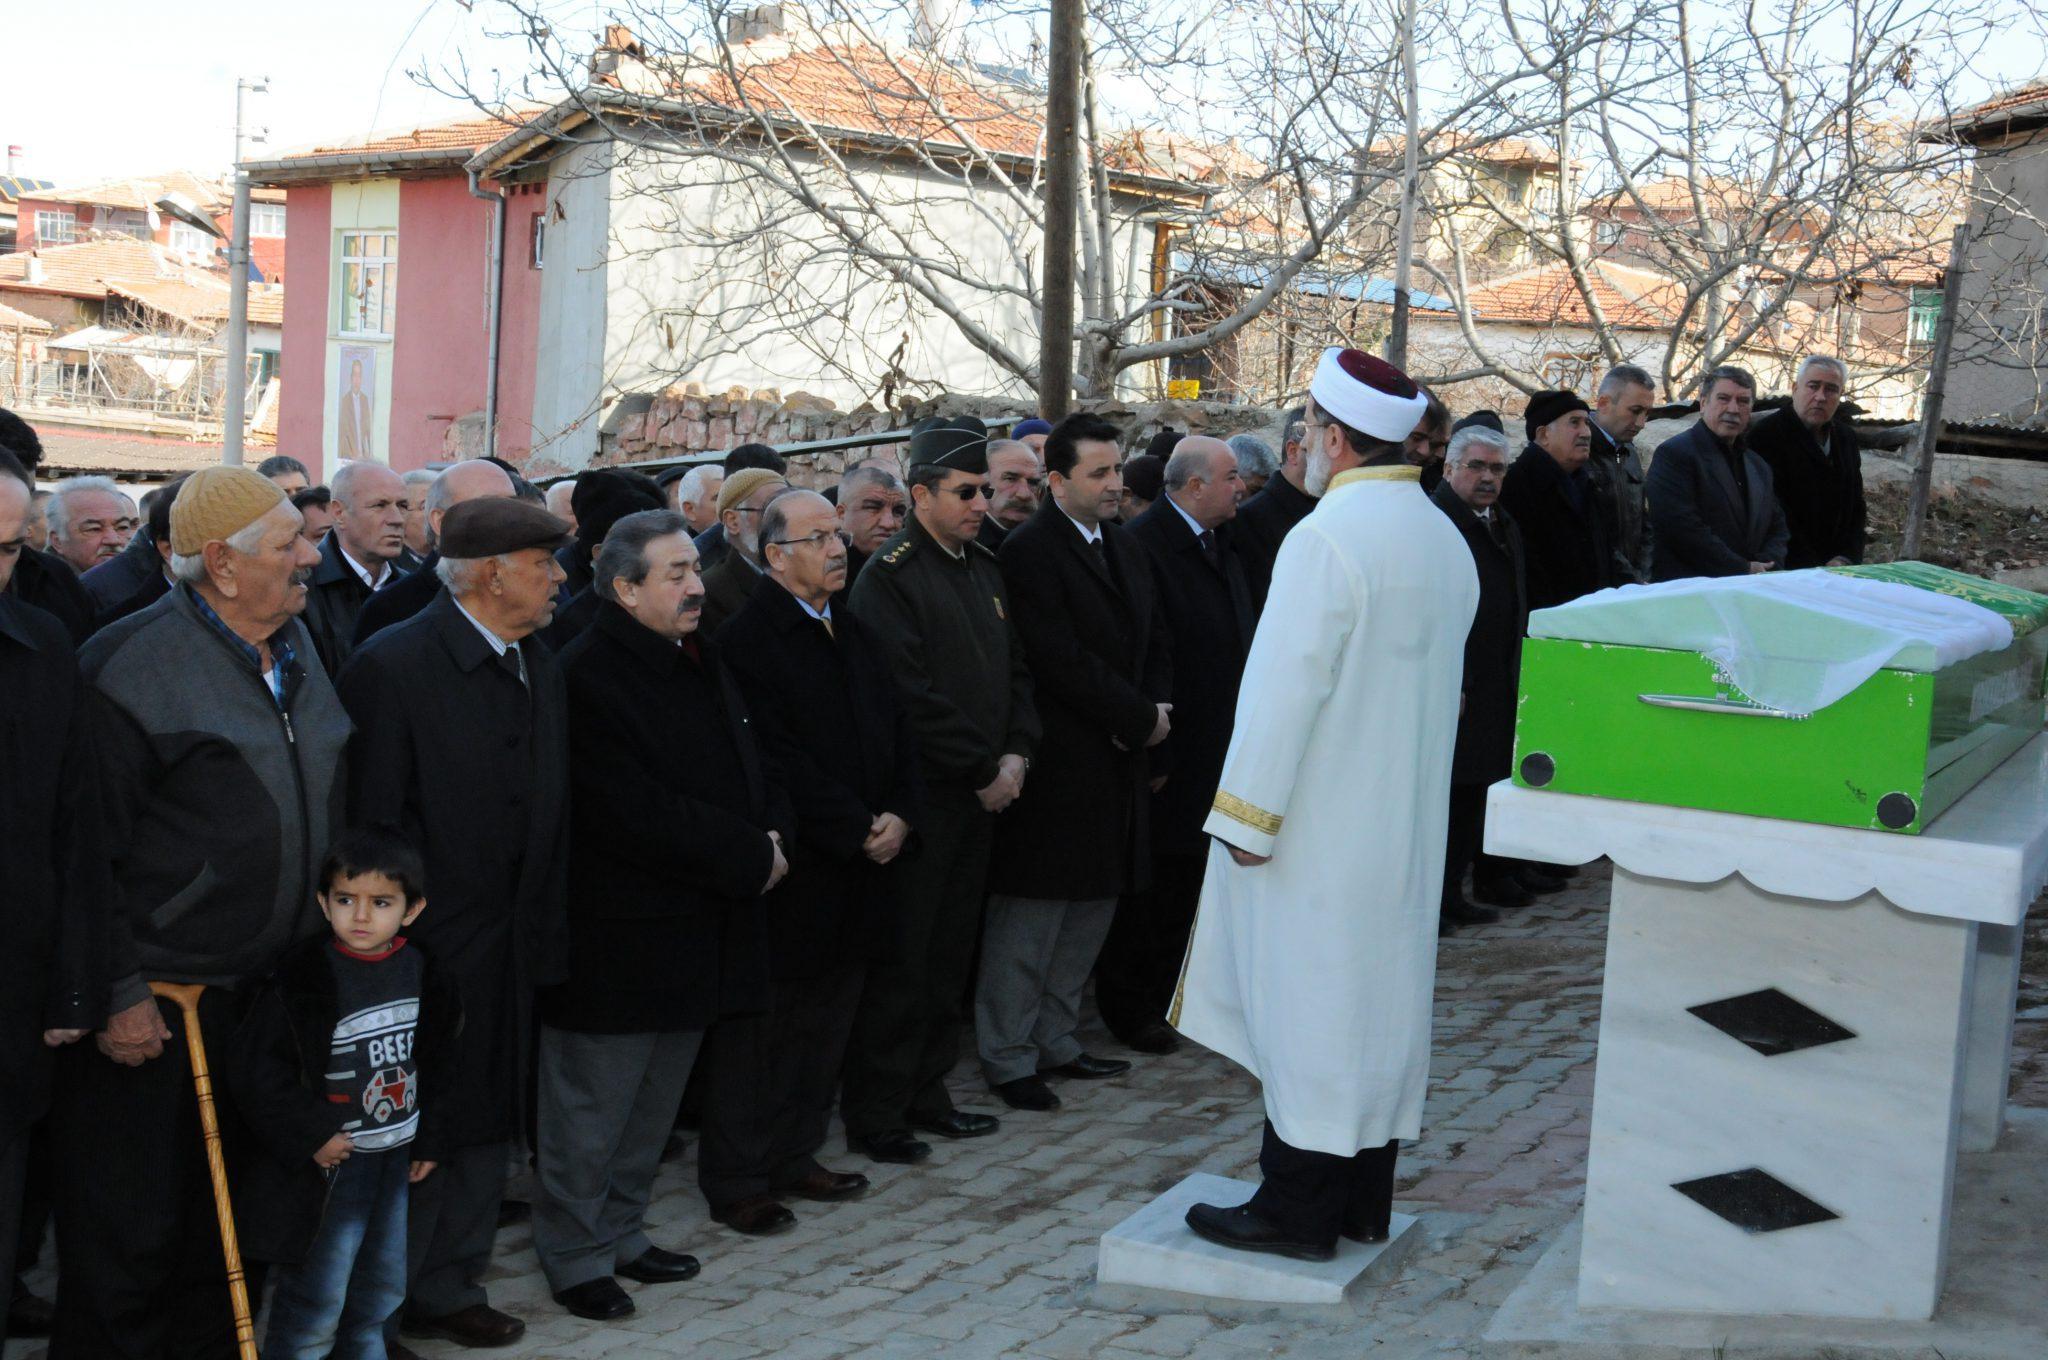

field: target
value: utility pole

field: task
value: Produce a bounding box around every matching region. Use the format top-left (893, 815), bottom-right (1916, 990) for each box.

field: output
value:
top-left (1385, 0), bottom-right (1420, 368)
top-left (1039, 0), bottom-right (1083, 418)
top-left (1901, 224), bottom-right (1969, 562)
top-left (224, 77), bottom-right (267, 466)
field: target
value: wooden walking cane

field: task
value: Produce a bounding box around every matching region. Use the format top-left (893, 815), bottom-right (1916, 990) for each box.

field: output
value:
top-left (150, 981), bottom-right (260, 1360)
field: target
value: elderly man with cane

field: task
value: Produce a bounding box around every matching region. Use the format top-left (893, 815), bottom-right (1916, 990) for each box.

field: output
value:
top-left (56, 465), bottom-right (351, 1359)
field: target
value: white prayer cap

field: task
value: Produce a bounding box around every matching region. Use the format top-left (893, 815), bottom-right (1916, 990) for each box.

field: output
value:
top-left (1308, 347), bottom-right (1429, 442)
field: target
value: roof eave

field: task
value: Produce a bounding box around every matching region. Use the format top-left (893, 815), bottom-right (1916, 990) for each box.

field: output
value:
top-left (241, 146), bottom-right (481, 187)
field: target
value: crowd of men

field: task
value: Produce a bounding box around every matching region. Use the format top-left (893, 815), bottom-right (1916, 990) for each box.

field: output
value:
top-left (0, 348), bottom-right (1868, 1356)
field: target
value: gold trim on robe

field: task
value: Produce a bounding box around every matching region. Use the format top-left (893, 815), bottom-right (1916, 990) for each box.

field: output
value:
top-left (1211, 790), bottom-right (1283, 836)
top-left (1327, 464), bottom-right (1423, 491)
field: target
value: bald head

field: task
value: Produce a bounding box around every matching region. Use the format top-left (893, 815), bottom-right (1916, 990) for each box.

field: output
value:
top-left (425, 460), bottom-right (517, 551)
top-left (1163, 435), bottom-right (1244, 529)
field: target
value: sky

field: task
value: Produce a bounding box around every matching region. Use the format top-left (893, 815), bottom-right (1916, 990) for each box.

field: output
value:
top-left (1, 0), bottom-right (2041, 188)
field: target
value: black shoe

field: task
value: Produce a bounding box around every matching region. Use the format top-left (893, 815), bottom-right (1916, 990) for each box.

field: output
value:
top-left (1517, 865), bottom-right (1571, 892)
top-left (1122, 1021), bottom-right (1181, 1055)
top-left (401, 1303), bottom-right (528, 1347)
top-left (660, 1129), bottom-right (690, 1163)
top-left (713, 1194), bottom-right (797, 1236)
top-left (617, 1246), bottom-right (701, 1283)
top-left (1340, 1219), bottom-right (1392, 1245)
top-left (909, 1109), bottom-right (1000, 1139)
top-left (8, 1282), bottom-right (54, 1338)
top-left (1039, 1052), bottom-right (1131, 1079)
top-left (781, 1167), bottom-right (871, 1202)
top-left (994, 1076), bottom-right (1060, 1111)
top-left (496, 1198), bottom-right (531, 1229)
top-left (1442, 898), bottom-right (1500, 927)
top-left (850, 1129), bottom-right (932, 1163)
top-left (553, 1276), bottom-right (634, 1321)
top-left (1184, 1202), bottom-right (1335, 1262)
top-left (1473, 876), bottom-right (1534, 909)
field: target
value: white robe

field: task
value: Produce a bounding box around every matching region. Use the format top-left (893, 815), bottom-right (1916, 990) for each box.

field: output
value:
top-left (1172, 465), bottom-right (1478, 1156)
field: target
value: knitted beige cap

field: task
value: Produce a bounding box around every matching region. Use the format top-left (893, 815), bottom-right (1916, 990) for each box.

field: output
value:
top-left (169, 465), bottom-right (288, 556)
top-left (717, 467), bottom-right (787, 517)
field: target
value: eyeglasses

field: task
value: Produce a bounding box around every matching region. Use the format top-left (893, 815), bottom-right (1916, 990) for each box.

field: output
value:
top-left (1455, 461), bottom-right (1508, 475)
top-left (947, 484), bottom-right (991, 503)
top-left (771, 530), bottom-right (851, 550)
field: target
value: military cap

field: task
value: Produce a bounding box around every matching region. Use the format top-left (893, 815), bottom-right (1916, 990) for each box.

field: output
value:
top-left (908, 416), bottom-right (989, 474)
top-left (438, 497), bottom-right (573, 559)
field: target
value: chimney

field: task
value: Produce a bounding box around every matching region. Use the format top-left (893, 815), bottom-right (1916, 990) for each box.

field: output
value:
top-left (5, 145), bottom-right (19, 175)
top-left (725, 5), bottom-right (786, 44)
top-left (589, 23), bottom-right (667, 95)
top-left (25, 255), bottom-right (44, 285)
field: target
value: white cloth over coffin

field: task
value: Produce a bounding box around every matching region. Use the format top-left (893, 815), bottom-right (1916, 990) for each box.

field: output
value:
top-left (1172, 469), bottom-right (1478, 1157)
top-left (1528, 569), bottom-right (2012, 716)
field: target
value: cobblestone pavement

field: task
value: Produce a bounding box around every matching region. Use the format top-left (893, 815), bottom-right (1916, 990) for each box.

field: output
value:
top-left (13, 866), bottom-right (2044, 1359)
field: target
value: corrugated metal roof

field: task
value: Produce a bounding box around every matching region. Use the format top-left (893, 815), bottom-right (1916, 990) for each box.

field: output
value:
top-left (1173, 254), bottom-right (1457, 311)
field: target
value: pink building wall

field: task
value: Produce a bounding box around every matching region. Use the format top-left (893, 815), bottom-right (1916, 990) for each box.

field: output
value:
top-left (277, 184), bottom-right (332, 478)
top-left (494, 182), bottom-right (546, 464)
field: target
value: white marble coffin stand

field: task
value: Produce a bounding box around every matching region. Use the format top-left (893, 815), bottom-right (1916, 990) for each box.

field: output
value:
top-left (1096, 1172), bottom-right (1421, 1305)
top-left (1485, 733), bottom-right (2048, 1321)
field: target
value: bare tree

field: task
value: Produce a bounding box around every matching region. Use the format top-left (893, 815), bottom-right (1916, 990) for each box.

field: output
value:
top-left (431, 0), bottom-right (1619, 409)
top-left (1407, 0), bottom-right (2018, 405)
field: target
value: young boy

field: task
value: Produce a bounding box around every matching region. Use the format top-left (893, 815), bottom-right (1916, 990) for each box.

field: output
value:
top-left (228, 827), bottom-right (458, 1360)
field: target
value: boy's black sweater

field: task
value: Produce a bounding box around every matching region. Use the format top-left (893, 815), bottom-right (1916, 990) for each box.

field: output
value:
top-left (226, 933), bottom-right (461, 1263)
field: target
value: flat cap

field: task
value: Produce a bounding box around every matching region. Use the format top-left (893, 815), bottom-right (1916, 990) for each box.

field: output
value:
top-left (1524, 390), bottom-right (1592, 440)
top-left (438, 497), bottom-right (572, 559)
top-left (908, 416), bottom-right (989, 474)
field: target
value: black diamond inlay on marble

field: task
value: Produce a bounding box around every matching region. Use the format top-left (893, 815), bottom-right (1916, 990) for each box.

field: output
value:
top-left (1687, 988), bottom-right (1856, 1057)
top-left (1672, 1168), bottom-right (1840, 1234)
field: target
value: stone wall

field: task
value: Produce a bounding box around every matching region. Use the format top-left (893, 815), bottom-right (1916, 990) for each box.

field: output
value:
top-left (592, 382), bottom-right (1293, 486)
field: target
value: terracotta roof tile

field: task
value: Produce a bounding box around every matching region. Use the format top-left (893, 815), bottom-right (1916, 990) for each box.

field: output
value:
top-left (37, 170), bottom-right (232, 214)
top-left (1465, 259), bottom-right (1685, 330)
top-left (277, 107), bottom-right (547, 162)
top-left (105, 276), bottom-right (285, 329)
top-left (690, 44), bottom-right (1044, 159)
top-left (0, 238), bottom-right (181, 298)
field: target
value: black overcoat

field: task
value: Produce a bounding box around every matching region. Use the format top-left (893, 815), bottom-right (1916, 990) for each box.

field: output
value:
top-left (0, 597), bottom-right (110, 1139)
top-left (1499, 443), bottom-right (1609, 610)
top-left (721, 573), bottom-right (922, 980)
top-left (302, 533), bottom-right (405, 676)
top-left (350, 552), bottom-right (441, 649)
top-left (989, 500), bottom-right (1172, 899)
top-left (545, 602), bottom-right (787, 1033)
top-left (1232, 473), bottom-right (1318, 615)
top-left (8, 547), bottom-right (94, 644)
top-left (697, 552), bottom-right (761, 639)
top-left (333, 592), bottom-right (570, 1149)
top-left (1124, 499), bottom-right (1253, 856)
top-left (1431, 482), bottom-right (1529, 785)
top-left (1646, 420), bottom-right (1792, 580)
top-left (1747, 407), bottom-right (1867, 569)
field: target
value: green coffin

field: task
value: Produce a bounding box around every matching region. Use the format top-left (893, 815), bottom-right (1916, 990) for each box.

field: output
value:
top-left (1511, 567), bottom-right (2048, 833)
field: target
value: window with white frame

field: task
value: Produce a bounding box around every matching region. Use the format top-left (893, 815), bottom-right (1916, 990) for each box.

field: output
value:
top-left (35, 209), bottom-right (77, 244)
top-left (250, 203), bottom-right (286, 237)
top-left (104, 209), bottom-right (152, 240)
top-left (168, 221), bottom-right (217, 258)
top-left (338, 230), bottom-right (398, 338)
top-left (1908, 287), bottom-right (1943, 347)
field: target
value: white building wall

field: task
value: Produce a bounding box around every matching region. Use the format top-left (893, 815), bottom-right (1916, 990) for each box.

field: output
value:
top-left (1947, 127), bottom-right (2048, 424)
top-left (530, 141), bottom-right (615, 465)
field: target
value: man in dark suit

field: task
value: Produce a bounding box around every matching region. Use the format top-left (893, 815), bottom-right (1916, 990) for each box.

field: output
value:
top-left (335, 498), bottom-right (574, 1351)
top-left (86, 473), bottom-right (183, 633)
top-left (1748, 355), bottom-right (1866, 569)
top-left (712, 491), bottom-right (919, 1231)
top-left (1648, 365), bottom-right (1790, 580)
top-left (1235, 406), bottom-right (1317, 614)
top-left (0, 468), bottom-right (109, 1352)
top-left (1499, 391), bottom-right (1609, 610)
top-left (977, 438), bottom-right (1041, 555)
top-left (696, 468), bottom-right (788, 638)
top-left (980, 413), bottom-right (1172, 1113)
top-left (533, 509), bottom-right (786, 1322)
top-left (539, 470), bottom-right (665, 652)
top-left (843, 419), bottom-right (1036, 1163)
top-left (350, 459), bottom-right (515, 649)
top-left (1431, 427), bottom-right (1532, 929)
top-left (1586, 364), bottom-right (1656, 585)
top-left (301, 459), bottom-right (410, 674)
top-left (834, 464), bottom-right (907, 599)
top-left (1098, 436), bottom-right (1251, 1055)
top-left (692, 443), bottom-right (786, 572)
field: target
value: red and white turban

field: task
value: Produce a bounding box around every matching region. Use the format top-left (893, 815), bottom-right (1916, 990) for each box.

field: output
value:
top-left (1309, 347), bottom-right (1428, 442)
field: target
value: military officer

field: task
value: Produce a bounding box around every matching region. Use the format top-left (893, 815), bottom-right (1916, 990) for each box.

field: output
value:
top-left (841, 417), bottom-right (1040, 1166)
